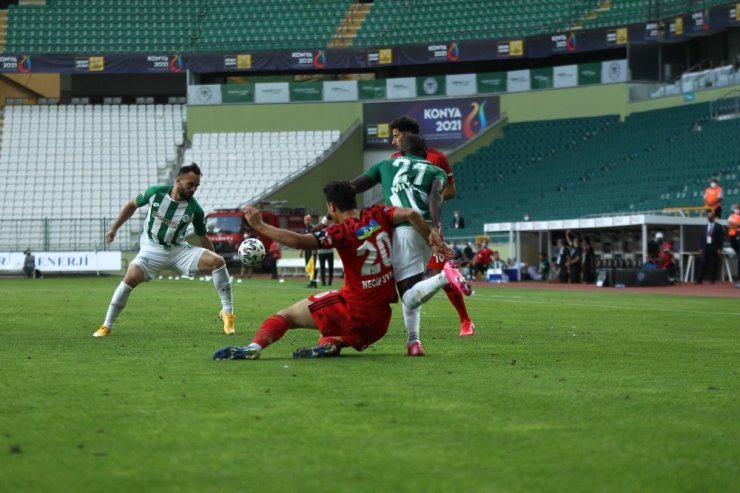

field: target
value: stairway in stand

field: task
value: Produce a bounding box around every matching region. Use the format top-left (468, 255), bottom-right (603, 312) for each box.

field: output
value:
top-left (328, 2), bottom-right (372, 48)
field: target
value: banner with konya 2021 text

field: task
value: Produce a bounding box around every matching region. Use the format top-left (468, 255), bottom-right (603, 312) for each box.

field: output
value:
top-left (363, 96), bottom-right (500, 149)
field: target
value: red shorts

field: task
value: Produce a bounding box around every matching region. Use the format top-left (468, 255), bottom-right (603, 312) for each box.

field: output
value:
top-left (426, 253), bottom-right (447, 271)
top-left (308, 291), bottom-right (391, 351)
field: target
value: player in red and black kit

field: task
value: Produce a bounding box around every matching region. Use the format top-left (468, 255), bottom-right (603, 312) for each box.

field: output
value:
top-left (212, 181), bottom-right (460, 360)
top-left (390, 116), bottom-right (476, 337)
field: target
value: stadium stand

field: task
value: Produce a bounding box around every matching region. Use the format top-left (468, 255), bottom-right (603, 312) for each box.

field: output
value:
top-left (581, 0), bottom-right (732, 30)
top-left (5, 0), bottom-right (352, 54)
top-left (446, 102), bottom-right (740, 232)
top-left (5, 0), bottom-right (736, 53)
top-left (353, 0), bottom-right (597, 47)
top-left (183, 130), bottom-right (341, 211)
top-left (0, 102), bottom-right (186, 251)
top-left (196, 0), bottom-right (351, 52)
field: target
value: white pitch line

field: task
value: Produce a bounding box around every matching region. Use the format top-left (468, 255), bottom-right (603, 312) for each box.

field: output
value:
top-left (464, 293), bottom-right (740, 317)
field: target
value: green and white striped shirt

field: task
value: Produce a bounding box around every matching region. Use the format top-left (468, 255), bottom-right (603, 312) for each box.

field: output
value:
top-left (135, 185), bottom-right (206, 249)
top-left (363, 154), bottom-right (448, 223)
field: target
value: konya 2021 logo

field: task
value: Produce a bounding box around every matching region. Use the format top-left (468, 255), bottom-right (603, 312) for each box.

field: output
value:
top-left (566, 32), bottom-right (577, 52)
top-left (169, 54), bottom-right (183, 73)
top-left (463, 100), bottom-right (487, 139)
top-left (19, 55), bottom-right (32, 73)
top-left (447, 42), bottom-right (459, 62)
top-left (313, 49), bottom-right (327, 68)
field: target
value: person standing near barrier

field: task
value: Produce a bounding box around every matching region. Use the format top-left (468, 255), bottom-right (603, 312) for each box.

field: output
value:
top-left (301, 214), bottom-right (319, 288)
top-left (23, 249), bottom-right (41, 279)
top-left (554, 237), bottom-right (570, 284)
top-left (727, 203), bottom-right (740, 287)
top-left (696, 212), bottom-right (724, 284)
top-left (703, 177), bottom-right (724, 218)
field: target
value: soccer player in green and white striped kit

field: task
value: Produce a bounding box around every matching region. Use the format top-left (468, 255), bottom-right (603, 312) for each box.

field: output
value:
top-left (93, 163), bottom-right (236, 337)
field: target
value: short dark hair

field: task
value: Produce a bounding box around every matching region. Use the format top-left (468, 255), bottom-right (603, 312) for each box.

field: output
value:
top-left (323, 181), bottom-right (357, 212)
top-left (401, 134), bottom-right (427, 157)
top-left (178, 163), bottom-right (201, 177)
top-left (390, 116), bottom-right (420, 134)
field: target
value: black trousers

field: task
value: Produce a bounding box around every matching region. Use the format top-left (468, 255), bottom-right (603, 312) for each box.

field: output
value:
top-left (319, 252), bottom-right (334, 285)
top-left (697, 248), bottom-right (720, 283)
top-left (730, 235), bottom-right (739, 279)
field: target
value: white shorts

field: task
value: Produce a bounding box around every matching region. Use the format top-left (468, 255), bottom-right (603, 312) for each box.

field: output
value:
top-left (391, 226), bottom-right (431, 282)
top-left (131, 243), bottom-right (207, 281)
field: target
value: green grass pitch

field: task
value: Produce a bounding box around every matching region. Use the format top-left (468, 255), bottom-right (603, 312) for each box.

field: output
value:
top-left (1, 276), bottom-right (738, 492)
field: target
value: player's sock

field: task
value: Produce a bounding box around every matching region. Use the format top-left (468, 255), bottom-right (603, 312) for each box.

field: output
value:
top-left (103, 282), bottom-right (133, 328)
top-left (211, 265), bottom-right (233, 313)
top-left (245, 342), bottom-right (262, 351)
top-left (402, 303), bottom-right (421, 345)
top-left (252, 315), bottom-right (289, 348)
top-left (443, 284), bottom-right (471, 322)
top-left (401, 273), bottom-right (446, 309)
top-left (318, 336), bottom-right (347, 348)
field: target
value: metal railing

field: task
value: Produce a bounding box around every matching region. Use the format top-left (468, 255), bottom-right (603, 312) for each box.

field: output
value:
top-left (0, 218), bottom-right (141, 252)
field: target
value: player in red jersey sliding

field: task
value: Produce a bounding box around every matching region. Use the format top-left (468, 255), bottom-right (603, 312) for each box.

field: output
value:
top-left (213, 181), bottom-right (469, 360)
top-left (390, 116), bottom-right (476, 340)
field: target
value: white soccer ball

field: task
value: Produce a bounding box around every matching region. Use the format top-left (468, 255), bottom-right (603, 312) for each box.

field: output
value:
top-left (238, 238), bottom-right (266, 266)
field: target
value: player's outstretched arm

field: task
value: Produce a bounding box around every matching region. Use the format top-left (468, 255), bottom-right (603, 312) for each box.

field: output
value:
top-left (106, 199), bottom-right (139, 243)
top-left (244, 205), bottom-right (318, 250)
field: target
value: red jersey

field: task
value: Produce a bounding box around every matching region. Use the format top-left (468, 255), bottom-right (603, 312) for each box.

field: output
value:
top-left (658, 242), bottom-right (673, 269)
top-left (474, 248), bottom-right (494, 266)
top-left (392, 146), bottom-right (455, 188)
top-left (314, 204), bottom-right (398, 311)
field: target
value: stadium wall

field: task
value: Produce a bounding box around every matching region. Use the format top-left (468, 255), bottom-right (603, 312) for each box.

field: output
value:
top-left (0, 73), bottom-right (59, 101)
top-left (186, 102), bottom-right (362, 140)
top-left (626, 85), bottom-right (734, 114)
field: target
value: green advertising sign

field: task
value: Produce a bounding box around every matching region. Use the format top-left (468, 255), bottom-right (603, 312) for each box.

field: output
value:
top-left (358, 79), bottom-right (387, 100)
top-left (578, 62), bottom-right (601, 86)
top-left (416, 75), bottom-right (446, 97)
top-left (221, 83), bottom-right (254, 103)
top-left (290, 82), bottom-right (323, 102)
top-left (531, 67), bottom-right (554, 90)
top-left (476, 72), bottom-right (507, 93)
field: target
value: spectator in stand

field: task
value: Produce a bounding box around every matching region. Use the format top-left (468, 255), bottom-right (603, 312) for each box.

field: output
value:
top-left (581, 236), bottom-right (596, 284)
top-left (696, 212), bottom-right (724, 284)
top-left (727, 203), bottom-right (740, 287)
top-left (472, 240), bottom-right (494, 280)
top-left (703, 177), bottom-right (724, 218)
top-left (566, 230), bottom-right (583, 283)
top-left (268, 240), bottom-right (282, 280)
top-left (554, 237), bottom-right (570, 283)
top-left (452, 210), bottom-right (466, 230)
